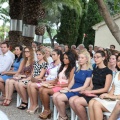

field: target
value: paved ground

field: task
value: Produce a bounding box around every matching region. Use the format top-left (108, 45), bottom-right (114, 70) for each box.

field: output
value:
top-left (0, 93), bottom-right (71, 120)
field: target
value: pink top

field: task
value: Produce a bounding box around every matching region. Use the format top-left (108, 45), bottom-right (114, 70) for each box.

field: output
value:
top-left (58, 67), bottom-right (68, 84)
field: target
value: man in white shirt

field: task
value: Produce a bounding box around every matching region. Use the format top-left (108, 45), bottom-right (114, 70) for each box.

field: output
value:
top-left (0, 42), bottom-right (14, 100)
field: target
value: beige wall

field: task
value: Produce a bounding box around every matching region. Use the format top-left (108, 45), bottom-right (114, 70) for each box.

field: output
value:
top-left (94, 18), bottom-right (120, 51)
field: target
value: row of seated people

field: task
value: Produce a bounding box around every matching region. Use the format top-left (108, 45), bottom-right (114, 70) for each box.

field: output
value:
top-left (0, 42), bottom-right (119, 120)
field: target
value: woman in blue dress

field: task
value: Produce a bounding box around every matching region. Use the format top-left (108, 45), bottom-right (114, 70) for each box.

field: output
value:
top-left (0, 45), bottom-right (23, 99)
top-left (53, 51), bottom-right (93, 120)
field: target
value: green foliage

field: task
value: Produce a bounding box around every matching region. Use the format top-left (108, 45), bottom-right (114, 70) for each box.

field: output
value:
top-left (42, 0), bottom-right (82, 16)
top-left (106, 0), bottom-right (120, 15)
top-left (76, 0), bottom-right (103, 47)
top-left (57, 6), bottom-right (80, 46)
top-left (0, 6), bottom-right (9, 23)
top-left (0, 25), bottom-right (9, 41)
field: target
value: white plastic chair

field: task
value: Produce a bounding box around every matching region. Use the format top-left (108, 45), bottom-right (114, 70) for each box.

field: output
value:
top-left (16, 93), bottom-right (30, 108)
top-left (53, 105), bottom-right (59, 120)
top-left (71, 107), bottom-right (90, 120)
top-left (42, 96), bottom-right (54, 113)
top-left (16, 93), bottom-right (22, 107)
top-left (103, 112), bottom-right (111, 120)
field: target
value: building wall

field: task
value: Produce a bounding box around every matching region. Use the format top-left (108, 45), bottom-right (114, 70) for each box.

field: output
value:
top-left (94, 18), bottom-right (120, 51)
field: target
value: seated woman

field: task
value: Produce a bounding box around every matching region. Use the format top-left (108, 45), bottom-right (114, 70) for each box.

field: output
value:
top-left (69, 50), bottom-right (113, 120)
top-left (53, 51), bottom-right (93, 120)
top-left (39, 50), bottom-right (76, 119)
top-left (2, 46), bottom-right (34, 106)
top-left (45, 47), bottom-right (53, 65)
top-left (16, 49), bottom-right (48, 110)
top-left (89, 54), bottom-right (120, 120)
top-left (108, 54), bottom-right (117, 91)
top-left (0, 45), bottom-right (23, 100)
top-left (27, 49), bottom-right (62, 114)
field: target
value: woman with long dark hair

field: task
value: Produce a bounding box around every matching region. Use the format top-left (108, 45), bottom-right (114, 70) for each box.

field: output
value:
top-left (0, 45), bottom-right (23, 100)
top-left (38, 50), bottom-right (76, 119)
top-left (89, 54), bottom-right (120, 120)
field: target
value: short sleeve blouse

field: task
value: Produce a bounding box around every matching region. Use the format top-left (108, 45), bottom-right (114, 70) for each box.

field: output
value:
top-left (92, 67), bottom-right (112, 90)
top-left (33, 61), bottom-right (48, 77)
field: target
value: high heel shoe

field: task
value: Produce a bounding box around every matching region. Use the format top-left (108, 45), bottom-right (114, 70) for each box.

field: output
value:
top-left (28, 106), bottom-right (39, 114)
top-left (58, 115), bottom-right (68, 120)
top-left (39, 110), bottom-right (51, 119)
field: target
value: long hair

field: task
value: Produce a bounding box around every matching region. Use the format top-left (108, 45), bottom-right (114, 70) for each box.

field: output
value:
top-left (23, 46), bottom-right (34, 65)
top-left (58, 50), bottom-right (76, 79)
top-left (96, 50), bottom-right (106, 66)
top-left (37, 49), bottom-right (47, 63)
top-left (15, 45), bottom-right (23, 63)
top-left (52, 49), bottom-right (63, 62)
top-left (116, 53), bottom-right (120, 71)
top-left (76, 51), bottom-right (93, 71)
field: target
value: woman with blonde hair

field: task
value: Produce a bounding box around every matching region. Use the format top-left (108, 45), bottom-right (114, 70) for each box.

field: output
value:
top-left (45, 47), bottom-right (53, 64)
top-left (53, 51), bottom-right (93, 120)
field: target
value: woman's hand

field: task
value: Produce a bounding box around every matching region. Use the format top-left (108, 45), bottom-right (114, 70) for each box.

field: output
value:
top-left (69, 89), bottom-right (77, 92)
top-left (62, 87), bottom-right (70, 91)
top-left (13, 73), bottom-right (19, 77)
top-left (99, 93), bottom-right (110, 99)
top-left (1, 71), bottom-right (7, 75)
top-left (81, 90), bottom-right (92, 95)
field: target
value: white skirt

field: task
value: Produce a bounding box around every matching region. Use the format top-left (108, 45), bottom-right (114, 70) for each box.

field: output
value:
top-left (94, 98), bottom-right (119, 112)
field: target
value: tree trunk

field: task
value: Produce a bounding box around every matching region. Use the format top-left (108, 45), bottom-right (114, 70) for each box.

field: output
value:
top-left (46, 25), bottom-right (57, 48)
top-left (95, 0), bottom-right (120, 45)
top-left (9, 0), bottom-right (23, 49)
top-left (22, 0), bottom-right (45, 46)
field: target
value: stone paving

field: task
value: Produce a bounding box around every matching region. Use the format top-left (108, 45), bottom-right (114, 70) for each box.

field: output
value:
top-left (0, 93), bottom-right (71, 120)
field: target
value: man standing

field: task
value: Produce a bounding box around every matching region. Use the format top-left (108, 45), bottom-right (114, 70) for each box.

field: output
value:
top-left (0, 42), bottom-right (14, 100)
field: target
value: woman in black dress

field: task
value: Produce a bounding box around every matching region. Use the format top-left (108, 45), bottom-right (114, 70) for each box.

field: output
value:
top-left (69, 50), bottom-right (113, 120)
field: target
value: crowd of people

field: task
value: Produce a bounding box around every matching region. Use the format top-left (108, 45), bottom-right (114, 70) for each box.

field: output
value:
top-left (0, 41), bottom-right (120, 120)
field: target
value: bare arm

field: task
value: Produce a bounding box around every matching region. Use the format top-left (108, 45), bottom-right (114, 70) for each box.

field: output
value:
top-left (1, 71), bottom-right (17, 75)
top-left (14, 60), bottom-right (24, 76)
top-left (91, 74), bottom-right (112, 94)
top-left (70, 77), bottom-right (92, 92)
top-left (85, 80), bottom-right (93, 91)
top-left (67, 75), bottom-right (75, 89)
top-left (34, 68), bottom-right (46, 81)
top-left (55, 67), bottom-right (75, 88)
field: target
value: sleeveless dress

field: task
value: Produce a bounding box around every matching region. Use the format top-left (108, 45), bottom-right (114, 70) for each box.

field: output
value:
top-left (65, 69), bottom-right (92, 99)
top-left (94, 72), bottom-right (120, 112)
top-left (52, 67), bottom-right (68, 93)
top-left (0, 58), bottom-right (23, 82)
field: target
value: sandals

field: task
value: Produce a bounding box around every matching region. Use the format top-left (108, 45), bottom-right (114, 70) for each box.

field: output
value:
top-left (59, 115), bottom-right (68, 120)
top-left (2, 99), bottom-right (12, 106)
top-left (39, 110), bottom-right (51, 119)
top-left (18, 101), bottom-right (28, 110)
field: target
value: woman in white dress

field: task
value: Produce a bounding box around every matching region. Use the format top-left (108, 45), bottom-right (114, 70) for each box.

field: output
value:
top-left (89, 54), bottom-right (120, 120)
